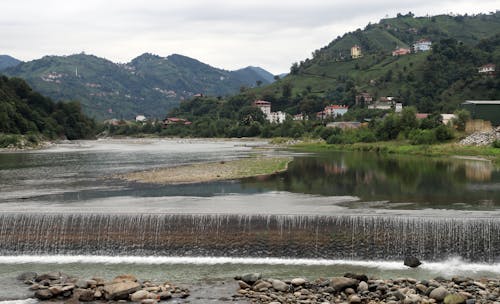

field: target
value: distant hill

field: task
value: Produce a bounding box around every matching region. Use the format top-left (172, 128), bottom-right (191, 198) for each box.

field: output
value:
top-left (248, 12), bottom-right (500, 114)
top-left (1, 53), bottom-right (273, 120)
top-left (0, 55), bottom-right (21, 70)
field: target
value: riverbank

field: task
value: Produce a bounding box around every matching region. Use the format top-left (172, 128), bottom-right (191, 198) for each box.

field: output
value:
top-left (233, 273), bottom-right (500, 304)
top-left (118, 156), bottom-right (292, 184)
top-left (291, 142), bottom-right (500, 164)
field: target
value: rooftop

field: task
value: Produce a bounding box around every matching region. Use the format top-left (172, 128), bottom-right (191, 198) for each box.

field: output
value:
top-left (463, 100), bottom-right (500, 105)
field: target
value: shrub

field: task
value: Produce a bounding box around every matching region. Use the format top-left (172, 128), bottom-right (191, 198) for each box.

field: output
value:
top-left (434, 125), bottom-right (454, 141)
top-left (493, 140), bottom-right (500, 148)
top-left (408, 129), bottom-right (436, 145)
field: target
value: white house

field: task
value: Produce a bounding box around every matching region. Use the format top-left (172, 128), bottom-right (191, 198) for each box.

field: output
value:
top-left (269, 111), bottom-right (287, 124)
top-left (135, 115), bottom-right (147, 122)
top-left (413, 39), bottom-right (432, 52)
top-left (252, 100), bottom-right (271, 117)
top-left (324, 105), bottom-right (349, 117)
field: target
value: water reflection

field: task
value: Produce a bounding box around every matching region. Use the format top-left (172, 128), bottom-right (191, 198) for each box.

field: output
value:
top-left (242, 152), bottom-right (500, 210)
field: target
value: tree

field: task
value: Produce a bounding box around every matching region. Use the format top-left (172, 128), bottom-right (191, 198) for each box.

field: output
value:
top-left (290, 62), bottom-right (300, 75)
top-left (453, 109), bottom-right (470, 131)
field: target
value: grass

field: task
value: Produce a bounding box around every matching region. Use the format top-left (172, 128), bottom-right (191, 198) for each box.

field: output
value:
top-left (119, 156), bottom-right (293, 184)
top-left (291, 141), bottom-right (500, 163)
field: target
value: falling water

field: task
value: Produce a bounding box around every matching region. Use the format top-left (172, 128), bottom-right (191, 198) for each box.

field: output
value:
top-left (0, 213), bottom-right (498, 262)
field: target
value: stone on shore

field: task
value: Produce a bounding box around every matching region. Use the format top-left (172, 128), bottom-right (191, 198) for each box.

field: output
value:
top-left (17, 272), bottom-right (37, 281)
top-left (130, 290), bottom-right (150, 302)
top-left (429, 286), bottom-right (449, 301)
top-left (444, 293), bottom-right (466, 304)
top-left (271, 279), bottom-right (289, 291)
top-left (103, 281), bottom-right (141, 300)
top-left (34, 289), bottom-right (53, 300)
top-left (113, 274), bottom-right (138, 283)
top-left (290, 278), bottom-right (307, 286)
top-left (330, 277), bottom-right (359, 291)
top-left (241, 273), bottom-right (261, 285)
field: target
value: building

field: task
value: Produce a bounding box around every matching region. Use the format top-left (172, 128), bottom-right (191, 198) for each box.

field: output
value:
top-left (441, 114), bottom-right (456, 125)
top-left (269, 111), bottom-right (287, 124)
top-left (395, 103), bottom-right (403, 113)
top-left (293, 113), bottom-right (306, 121)
top-left (355, 93), bottom-right (373, 105)
top-left (252, 100), bottom-right (271, 117)
top-left (478, 64), bottom-right (496, 75)
top-left (135, 115), bottom-right (147, 122)
top-left (392, 47), bottom-right (411, 56)
top-left (252, 100), bottom-right (287, 124)
top-left (460, 101), bottom-right (500, 126)
top-left (163, 117), bottom-right (192, 126)
top-left (351, 45), bottom-right (362, 59)
top-left (413, 39), bottom-right (432, 52)
top-left (324, 105), bottom-right (349, 117)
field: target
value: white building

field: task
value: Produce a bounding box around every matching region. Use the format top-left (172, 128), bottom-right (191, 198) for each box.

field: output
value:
top-left (413, 39), bottom-right (432, 52)
top-left (324, 105), bottom-right (349, 117)
top-left (252, 100), bottom-right (271, 117)
top-left (269, 111), bottom-right (287, 124)
top-left (135, 115), bottom-right (147, 122)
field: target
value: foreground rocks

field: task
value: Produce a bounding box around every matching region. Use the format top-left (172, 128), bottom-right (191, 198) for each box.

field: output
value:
top-left (233, 273), bottom-right (500, 303)
top-left (17, 272), bottom-right (189, 303)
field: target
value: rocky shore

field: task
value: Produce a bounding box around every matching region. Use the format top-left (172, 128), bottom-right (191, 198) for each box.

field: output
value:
top-left (17, 272), bottom-right (189, 303)
top-left (460, 126), bottom-right (500, 146)
top-left (233, 273), bottom-right (500, 304)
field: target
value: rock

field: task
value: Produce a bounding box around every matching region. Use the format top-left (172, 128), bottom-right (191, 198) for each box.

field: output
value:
top-left (75, 288), bottom-right (95, 301)
top-left (48, 285), bottom-right (64, 295)
top-left (465, 299), bottom-right (476, 304)
top-left (158, 291), bottom-right (172, 300)
top-left (291, 278), bottom-right (307, 286)
top-left (444, 294), bottom-right (466, 304)
top-left (130, 290), bottom-right (150, 301)
top-left (36, 272), bottom-right (61, 282)
top-left (473, 282), bottom-right (487, 290)
top-left (348, 294), bottom-right (362, 303)
top-left (253, 280), bottom-right (272, 291)
top-left (271, 279), bottom-right (289, 292)
top-left (344, 273), bottom-right (368, 282)
top-left (61, 284), bottom-right (76, 292)
top-left (237, 280), bottom-right (251, 289)
top-left (141, 299), bottom-right (157, 304)
top-left (112, 274), bottom-right (138, 283)
top-left (103, 281), bottom-right (141, 300)
top-left (430, 286), bottom-right (449, 301)
top-left (75, 279), bottom-right (89, 289)
top-left (357, 281), bottom-right (369, 292)
top-left (416, 283), bottom-right (428, 294)
top-left (34, 289), bottom-right (53, 300)
top-left (404, 256), bottom-right (422, 268)
top-left (330, 277), bottom-right (359, 291)
top-left (17, 271), bottom-right (37, 281)
top-left (94, 289), bottom-right (102, 298)
top-left (92, 277), bottom-right (106, 285)
top-left (241, 273), bottom-right (261, 285)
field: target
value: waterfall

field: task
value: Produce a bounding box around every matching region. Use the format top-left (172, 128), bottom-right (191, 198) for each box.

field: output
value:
top-left (0, 213), bottom-right (498, 262)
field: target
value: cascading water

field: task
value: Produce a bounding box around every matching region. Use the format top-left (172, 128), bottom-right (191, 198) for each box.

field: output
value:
top-left (0, 213), bottom-right (498, 262)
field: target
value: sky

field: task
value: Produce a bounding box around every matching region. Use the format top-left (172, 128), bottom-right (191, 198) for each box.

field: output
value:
top-left (0, 1), bottom-right (498, 74)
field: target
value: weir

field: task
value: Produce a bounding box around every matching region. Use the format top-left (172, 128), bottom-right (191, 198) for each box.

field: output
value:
top-left (0, 213), bottom-right (498, 262)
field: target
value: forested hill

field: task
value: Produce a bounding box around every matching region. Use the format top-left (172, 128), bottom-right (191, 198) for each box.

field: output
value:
top-left (0, 76), bottom-right (95, 140)
top-left (1, 53), bottom-right (274, 120)
top-left (246, 12), bottom-right (500, 114)
top-left (0, 55), bottom-right (21, 70)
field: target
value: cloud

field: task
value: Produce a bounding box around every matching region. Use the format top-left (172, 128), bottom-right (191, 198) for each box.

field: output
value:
top-left (0, 0), bottom-right (498, 74)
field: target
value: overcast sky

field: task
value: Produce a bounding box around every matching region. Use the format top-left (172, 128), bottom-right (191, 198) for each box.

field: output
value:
top-left (1, 1), bottom-right (498, 74)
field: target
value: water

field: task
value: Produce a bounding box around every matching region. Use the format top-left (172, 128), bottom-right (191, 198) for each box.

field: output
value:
top-left (0, 139), bottom-right (499, 301)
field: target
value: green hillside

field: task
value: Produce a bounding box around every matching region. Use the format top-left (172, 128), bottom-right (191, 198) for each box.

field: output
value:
top-left (0, 55), bottom-right (21, 70)
top-left (0, 76), bottom-right (95, 142)
top-left (2, 53), bottom-right (273, 120)
top-left (248, 12), bottom-right (500, 114)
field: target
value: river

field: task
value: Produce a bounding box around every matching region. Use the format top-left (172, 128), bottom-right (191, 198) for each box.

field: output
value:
top-left (0, 138), bottom-right (499, 302)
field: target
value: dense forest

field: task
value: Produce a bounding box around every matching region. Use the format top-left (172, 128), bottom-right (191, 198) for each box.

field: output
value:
top-left (0, 75), bottom-right (96, 146)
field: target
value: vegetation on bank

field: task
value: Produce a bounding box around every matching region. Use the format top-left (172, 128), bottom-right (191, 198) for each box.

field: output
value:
top-left (0, 76), bottom-right (96, 148)
top-left (118, 157), bottom-right (293, 184)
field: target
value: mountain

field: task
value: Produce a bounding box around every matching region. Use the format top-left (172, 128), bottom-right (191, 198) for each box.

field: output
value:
top-left (248, 12), bottom-right (500, 114)
top-left (0, 75), bottom-right (95, 140)
top-left (1, 53), bottom-right (273, 120)
top-left (0, 55), bottom-right (21, 70)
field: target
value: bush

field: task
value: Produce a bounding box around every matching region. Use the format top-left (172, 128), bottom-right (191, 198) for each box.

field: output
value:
top-left (327, 134), bottom-right (344, 144)
top-left (0, 134), bottom-right (21, 148)
top-left (434, 125), bottom-right (454, 141)
top-left (408, 129), bottom-right (436, 145)
top-left (493, 140), bottom-right (500, 148)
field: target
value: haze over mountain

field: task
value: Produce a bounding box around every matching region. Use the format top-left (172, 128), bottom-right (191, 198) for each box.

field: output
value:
top-left (0, 55), bottom-right (21, 70)
top-left (1, 53), bottom-right (274, 120)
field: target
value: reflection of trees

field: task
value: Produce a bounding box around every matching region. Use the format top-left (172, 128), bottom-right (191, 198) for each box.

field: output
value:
top-left (241, 152), bottom-right (500, 207)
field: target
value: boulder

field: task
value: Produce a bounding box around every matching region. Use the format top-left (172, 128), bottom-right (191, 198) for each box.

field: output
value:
top-left (75, 288), bottom-right (95, 302)
top-left (348, 294), bottom-right (362, 303)
top-left (330, 277), bottom-right (359, 291)
top-left (141, 299), bottom-right (157, 304)
top-left (444, 294), bottom-right (466, 304)
top-left (75, 279), bottom-right (89, 289)
top-left (48, 285), bottom-right (64, 295)
top-left (344, 273), bottom-right (368, 282)
top-left (112, 274), bottom-right (138, 283)
top-left (357, 281), bottom-right (369, 292)
top-left (404, 256), bottom-right (422, 268)
top-left (291, 278), bottom-right (307, 286)
top-left (158, 291), bottom-right (172, 300)
top-left (271, 279), bottom-right (289, 292)
top-left (17, 271), bottom-right (37, 281)
top-left (241, 273), bottom-right (261, 285)
top-left (237, 280), bottom-right (251, 289)
top-left (429, 286), bottom-right (449, 301)
top-left (34, 289), bottom-right (54, 300)
top-left (130, 290), bottom-right (150, 302)
top-left (253, 280), bottom-right (272, 291)
top-left (103, 281), bottom-right (141, 300)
